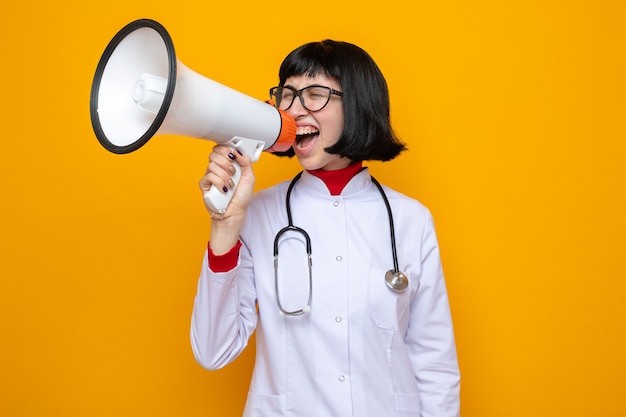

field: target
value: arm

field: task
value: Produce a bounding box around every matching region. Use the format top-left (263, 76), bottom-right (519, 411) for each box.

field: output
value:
top-left (190, 243), bottom-right (257, 370)
top-left (406, 214), bottom-right (460, 417)
top-left (190, 145), bottom-right (257, 369)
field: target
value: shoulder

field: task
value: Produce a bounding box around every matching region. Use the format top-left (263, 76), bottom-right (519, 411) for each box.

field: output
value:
top-left (246, 178), bottom-right (294, 218)
top-left (374, 182), bottom-right (434, 225)
top-left (374, 185), bottom-right (442, 254)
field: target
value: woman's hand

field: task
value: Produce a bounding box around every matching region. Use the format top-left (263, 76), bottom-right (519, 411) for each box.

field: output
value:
top-left (199, 144), bottom-right (255, 254)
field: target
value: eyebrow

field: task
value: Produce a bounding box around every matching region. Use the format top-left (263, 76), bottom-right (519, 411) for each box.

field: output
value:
top-left (283, 84), bottom-right (341, 92)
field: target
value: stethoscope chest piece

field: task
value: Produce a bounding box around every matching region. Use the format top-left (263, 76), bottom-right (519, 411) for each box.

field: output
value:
top-left (385, 270), bottom-right (409, 292)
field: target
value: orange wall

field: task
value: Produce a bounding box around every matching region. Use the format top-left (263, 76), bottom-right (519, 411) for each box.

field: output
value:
top-left (1, 1), bottom-right (625, 416)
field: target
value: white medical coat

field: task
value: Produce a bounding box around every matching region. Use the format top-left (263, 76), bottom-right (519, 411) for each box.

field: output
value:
top-left (191, 169), bottom-right (460, 417)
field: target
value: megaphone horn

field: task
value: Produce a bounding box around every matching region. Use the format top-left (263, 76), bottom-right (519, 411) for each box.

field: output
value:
top-left (90, 19), bottom-right (296, 214)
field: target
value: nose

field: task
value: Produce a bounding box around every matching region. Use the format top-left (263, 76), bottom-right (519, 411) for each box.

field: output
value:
top-left (287, 93), bottom-right (309, 117)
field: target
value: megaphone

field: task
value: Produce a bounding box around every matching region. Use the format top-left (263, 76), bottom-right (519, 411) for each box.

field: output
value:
top-left (90, 19), bottom-right (296, 214)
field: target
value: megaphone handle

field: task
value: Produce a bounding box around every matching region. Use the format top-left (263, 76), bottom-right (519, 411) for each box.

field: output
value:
top-left (203, 161), bottom-right (242, 215)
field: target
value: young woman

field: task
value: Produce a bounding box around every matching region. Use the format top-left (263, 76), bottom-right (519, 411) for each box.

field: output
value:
top-left (191, 40), bottom-right (460, 417)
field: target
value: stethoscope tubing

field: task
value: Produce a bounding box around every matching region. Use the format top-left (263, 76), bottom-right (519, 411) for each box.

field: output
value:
top-left (370, 176), bottom-right (401, 275)
top-left (274, 171), bottom-right (406, 316)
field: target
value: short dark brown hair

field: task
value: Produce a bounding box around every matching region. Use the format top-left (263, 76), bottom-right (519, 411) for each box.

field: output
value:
top-left (274, 40), bottom-right (406, 161)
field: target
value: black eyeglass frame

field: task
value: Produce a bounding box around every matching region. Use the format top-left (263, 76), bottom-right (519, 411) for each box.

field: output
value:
top-left (269, 85), bottom-right (343, 112)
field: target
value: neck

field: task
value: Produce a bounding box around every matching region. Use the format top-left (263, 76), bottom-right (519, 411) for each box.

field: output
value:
top-left (307, 162), bottom-right (363, 195)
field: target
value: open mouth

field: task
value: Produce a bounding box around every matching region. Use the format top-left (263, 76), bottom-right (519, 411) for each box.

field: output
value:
top-left (295, 127), bottom-right (319, 152)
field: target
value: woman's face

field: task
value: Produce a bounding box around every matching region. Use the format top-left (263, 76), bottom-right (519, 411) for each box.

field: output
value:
top-left (284, 73), bottom-right (350, 171)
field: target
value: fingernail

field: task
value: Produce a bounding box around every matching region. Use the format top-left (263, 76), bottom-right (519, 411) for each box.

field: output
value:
top-left (222, 186), bottom-right (229, 193)
top-left (236, 149), bottom-right (243, 156)
top-left (228, 152), bottom-right (236, 160)
top-left (228, 166), bottom-right (236, 175)
top-left (228, 179), bottom-right (235, 188)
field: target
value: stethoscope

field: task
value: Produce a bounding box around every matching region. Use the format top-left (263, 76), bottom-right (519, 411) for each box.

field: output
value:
top-left (273, 171), bottom-right (408, 316)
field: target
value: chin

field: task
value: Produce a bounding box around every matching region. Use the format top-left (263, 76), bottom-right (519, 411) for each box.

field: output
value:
top-left (295, 156), bottom-right (320, 171)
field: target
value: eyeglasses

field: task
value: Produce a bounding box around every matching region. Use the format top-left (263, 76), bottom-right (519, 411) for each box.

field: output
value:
top-left (269, 85), bottom-right (343, 112)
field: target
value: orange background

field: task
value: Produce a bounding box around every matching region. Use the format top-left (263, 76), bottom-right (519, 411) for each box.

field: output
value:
top-left (1, 1), bottom-right (625, 416)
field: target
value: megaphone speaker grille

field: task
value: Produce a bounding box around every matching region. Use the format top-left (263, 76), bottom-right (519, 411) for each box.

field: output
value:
top-left (90, 19), bottom-right (177, 154)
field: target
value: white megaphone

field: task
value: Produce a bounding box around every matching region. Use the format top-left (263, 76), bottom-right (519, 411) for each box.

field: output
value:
top-left (90, 19), bottom-right (296, 214)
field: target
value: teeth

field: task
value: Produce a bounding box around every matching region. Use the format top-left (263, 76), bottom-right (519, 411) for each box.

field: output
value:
top-left (296, 127), bottom-right (319, 136)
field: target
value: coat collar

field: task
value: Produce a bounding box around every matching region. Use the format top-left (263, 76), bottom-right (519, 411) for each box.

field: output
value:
top-left (297, 167), bottom-right (372, 198)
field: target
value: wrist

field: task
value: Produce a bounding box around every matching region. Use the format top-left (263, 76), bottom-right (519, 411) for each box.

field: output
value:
top-left (209, 218), bottom-right (244, 255)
